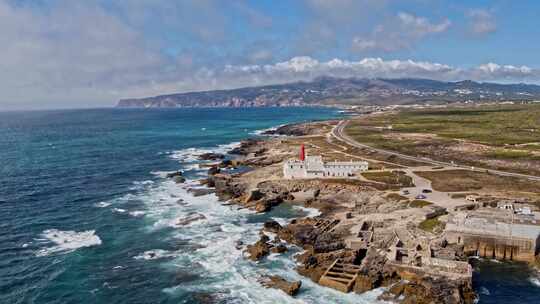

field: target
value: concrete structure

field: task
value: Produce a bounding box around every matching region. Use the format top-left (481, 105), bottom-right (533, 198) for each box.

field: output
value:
top-left (445, 209), bottom-right (540, 262)
top-left (283, 145), bottom-right (368, 179)
top-left (318, 259), bottom-right (361, 293)
top-left (386, 231), bottom-right (472, 278)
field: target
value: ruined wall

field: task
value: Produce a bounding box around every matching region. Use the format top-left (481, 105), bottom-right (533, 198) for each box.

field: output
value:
top-left (447, 232), bottom-right (536, 262)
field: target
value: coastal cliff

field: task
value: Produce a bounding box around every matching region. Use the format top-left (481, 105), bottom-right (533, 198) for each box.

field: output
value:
top-left (116, 77), bottom-right (540, 108)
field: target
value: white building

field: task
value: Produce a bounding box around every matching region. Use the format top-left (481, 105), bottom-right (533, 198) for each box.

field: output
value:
top-left (283, 155), bottom-right (368, 179)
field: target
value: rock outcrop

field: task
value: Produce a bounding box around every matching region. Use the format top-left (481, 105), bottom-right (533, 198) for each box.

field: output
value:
top-left (166, 171), bottom-right (183, 178)
top-left (259, 275), bottom-right (302, 296)
top-left (198, 153), bottom-right (225, 161)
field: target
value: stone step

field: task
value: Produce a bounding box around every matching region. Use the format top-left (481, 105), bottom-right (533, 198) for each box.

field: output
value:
top-left (326, 271), bottom-right (355, 278)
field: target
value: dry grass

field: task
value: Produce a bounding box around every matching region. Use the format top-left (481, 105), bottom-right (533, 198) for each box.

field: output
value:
top-left (409, 200), bottom-right (433, 208)
top-left (386, 193), bottom-right (409, 202)
top-left (361, 171), bottom-right (414, 187)
top-left (414, 170), bottom-right (540, 199)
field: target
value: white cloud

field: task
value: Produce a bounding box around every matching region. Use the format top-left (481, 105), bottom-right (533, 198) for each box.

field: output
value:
top-left (352, 12), bottom-right (451, 52)
top-left (217, 56), bottom-right (540, 87)
top-left (397, 12), bottom-right (451, 36)
top-left (0, 1), bottom-right (536, 109)
top-left (0, 0), bottom-right (171, 108)
top-left (467, 9), bottom-right (496, 35)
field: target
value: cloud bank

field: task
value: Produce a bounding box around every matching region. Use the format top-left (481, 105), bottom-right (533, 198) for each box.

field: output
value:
top-left (0, 0), bottom-right (534, 109)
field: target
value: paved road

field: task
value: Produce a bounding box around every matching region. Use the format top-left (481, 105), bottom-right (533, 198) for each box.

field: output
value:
top-left (332, 120), bottom-right (540, 182)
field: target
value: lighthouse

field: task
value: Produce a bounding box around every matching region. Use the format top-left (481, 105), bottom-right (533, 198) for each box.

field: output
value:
top-left (283, 144), bottom-right (369, 179)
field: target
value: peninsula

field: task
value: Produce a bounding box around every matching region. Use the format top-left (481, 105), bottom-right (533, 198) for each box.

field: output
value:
top-left (178, 103), bottom-right (540, 303)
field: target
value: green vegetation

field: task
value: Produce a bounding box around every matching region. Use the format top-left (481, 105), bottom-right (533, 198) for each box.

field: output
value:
top-left (361, 171), bottom-right (414, 187)
top-left (419, 217), bottom-right (445, 233)
top-left (409, 200), bottom-right (433, 208)
top-left (347, 105), bottom-right (540, 147)
top-left (345, 104), bottom-right (540, 176)
top-left (485, 149), bottom-right (540, 160)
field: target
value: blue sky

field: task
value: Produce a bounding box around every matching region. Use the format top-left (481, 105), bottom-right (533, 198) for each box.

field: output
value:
top-left (2, 0), bottom-right (540, 109)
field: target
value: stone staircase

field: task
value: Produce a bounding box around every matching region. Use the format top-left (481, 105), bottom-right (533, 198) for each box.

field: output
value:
top-left (318, 259), bottom-right (362, 292)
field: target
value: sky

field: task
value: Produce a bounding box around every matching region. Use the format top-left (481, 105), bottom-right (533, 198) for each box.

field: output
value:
top-left (2, 0), bottom-right (540, 110)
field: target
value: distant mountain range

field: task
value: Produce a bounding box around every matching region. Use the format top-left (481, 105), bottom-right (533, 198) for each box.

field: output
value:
top-left (116, 77), bottom-right (540, 108)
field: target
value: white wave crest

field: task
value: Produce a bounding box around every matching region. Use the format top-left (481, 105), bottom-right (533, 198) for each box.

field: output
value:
top-left (94, 201), bottom-right (111, 208)
top-left (134, 249), bottom-right (179, 260)
top-left (129, 211), bottom-right (146, 217)
top-left (36, 229), bottom-right (102, 256)
top-left (293, 205), bottom-right (322, 218)
top-left (529, 276), bottom-right (540, 287)
top-left (479, 286), bottom-right (490, 295)
top-left (250, 123), bottom-right (287, 136)
top-left (169, 142), bottom-right (240, 163)
top-left (125, 140), bottom-right (386, 303)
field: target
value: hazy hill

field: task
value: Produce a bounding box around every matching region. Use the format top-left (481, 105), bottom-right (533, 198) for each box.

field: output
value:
top-left (116, 77), bottom-right (540, 108)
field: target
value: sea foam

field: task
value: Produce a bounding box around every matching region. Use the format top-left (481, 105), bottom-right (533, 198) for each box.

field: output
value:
top-left (36, 229), bottom-right (102, 256)
top-left (130, 142), bottom-right (385, 303)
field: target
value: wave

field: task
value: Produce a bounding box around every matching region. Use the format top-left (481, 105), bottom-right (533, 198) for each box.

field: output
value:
top-left (250, 123), bottom-right (287, 136)
top-left (292, 205), bottom-right (322, 218)
top-left (530, 275), bottom-right (540, 287)
top-left (129, 211), bottom-right (146, 217)
top-left (35, 229), bottom-right (102, 257)
top-left (134, 249), bottom-right (179, 260)
top-left (117, 139), bottom-right (387, 303)
top-left (94, 201), bottom-right (111, 208)
top-left (169, 142), bottom-right (241, 163)
top-left (479, 286), bottom-right (491, 295)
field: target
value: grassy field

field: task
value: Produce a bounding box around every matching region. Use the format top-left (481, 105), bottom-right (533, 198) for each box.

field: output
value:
top-left (419, 217), bottom-right (445, 233)
top-left (349, 105), bottom-right (540, 146)
top-left (345, 104), bottom-right (540, 175)
top-left (414, 170), bottom-right (540, 200)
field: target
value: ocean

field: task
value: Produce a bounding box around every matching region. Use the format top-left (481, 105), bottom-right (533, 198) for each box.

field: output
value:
top-left (1, 107), bottom-right (539, 304)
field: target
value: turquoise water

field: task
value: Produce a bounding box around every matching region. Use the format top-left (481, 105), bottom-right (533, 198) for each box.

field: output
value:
top-left (0, 107), bottom-right (384, 304)
top-left (1, 107), bottom-right (538, 303)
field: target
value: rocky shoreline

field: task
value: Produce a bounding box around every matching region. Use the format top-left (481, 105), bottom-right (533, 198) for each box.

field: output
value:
top-left (169, 121), bottom-right (477, 303)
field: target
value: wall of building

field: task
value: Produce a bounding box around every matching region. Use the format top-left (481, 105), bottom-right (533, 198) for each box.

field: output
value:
top-left (446, 231), bottom-right (537, 262)
top-left (283, 158), bottom-right (369, 179)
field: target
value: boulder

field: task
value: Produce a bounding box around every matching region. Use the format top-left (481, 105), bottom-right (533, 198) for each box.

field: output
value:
top-left (244, 189), bottom-right (264, 204)
top-left (188, 188), bottom-right (215, 197)
top-left (174, 176), bottom-right (186, 183)
top-left (260, 275), bottom-right (302, 296)
top-left (263, 220), bottom-right (283, 233)
top-left (219, 159), bottom-right (237, 168)
top-left (198, 153), bottom-right (225, 161)
top-left (255, 200), bottom-right (272, 213)
top-left (271, 244), bottom-right (288, 254)
top-left (228, 139), bottom-right (260, 155)
top-left (166, 171), bottom-right (183, 178)
top-left (245, 237), bottom-right (271, 261)
top-left (175, 213), bottom-right (206, 226)
top-left (207, 166), bottom-right (221, 176)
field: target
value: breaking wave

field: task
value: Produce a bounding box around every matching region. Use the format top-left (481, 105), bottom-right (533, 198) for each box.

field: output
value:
top-left (35, 229), bottom-right (102, 256)
top-left (117, 142), bottom-right (388, 303)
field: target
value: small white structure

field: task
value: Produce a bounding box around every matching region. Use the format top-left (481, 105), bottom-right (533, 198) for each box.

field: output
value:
top-left (283, 145), bottom-right (368, 179)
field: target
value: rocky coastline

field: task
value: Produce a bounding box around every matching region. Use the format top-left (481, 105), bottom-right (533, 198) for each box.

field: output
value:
top-left (170, 121), bottom-right (477, 303)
